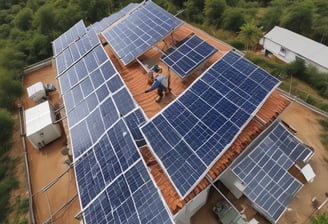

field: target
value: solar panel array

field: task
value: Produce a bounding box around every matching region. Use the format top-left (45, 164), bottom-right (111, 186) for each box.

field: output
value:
top-left (55, 20), bottom-right (173, 223)
top-left (161, 34), bottom-right (217, 78)
top-left (52, 20), bottom-right (87, 56)
top-left (55, 28), bottom-right (100, 75)
top-left (90, 3), bottom-right (139, 33)
top-left (102, 1), bottom-right (182, 65)
top-left (141, 51), bottom-right (280, 198)
top-left (232, 122), bottom-right (313, 222)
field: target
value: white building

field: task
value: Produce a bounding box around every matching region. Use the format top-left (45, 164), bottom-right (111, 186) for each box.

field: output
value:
top-left (260, 26), bottom-right (328, 73)
top-left (25, 100), bottom-right (62, 149)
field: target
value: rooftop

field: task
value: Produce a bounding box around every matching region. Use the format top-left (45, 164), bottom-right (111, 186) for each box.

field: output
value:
top-left (32, 1), bottom-right (303, 223)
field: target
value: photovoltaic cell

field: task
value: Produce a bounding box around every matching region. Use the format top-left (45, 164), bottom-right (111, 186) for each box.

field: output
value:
top-left (55, 27), bottom-right (100, 75)
top-left (232, 121), bottom-right (313, 223)
top-left (83, 160), bottom-right (173, 224)
top-left (90, 3), bottom-right (139, 33)
top-left (161, 34), bottom-right (217, 78)
top-left (141, 50), bottom-right (280, 198)
top-left (52, 20), bottom-right (87, 56)
top-left (54, 11), bottom-right (173, 224)
top-left (102, 1), bottom-right (182, 65)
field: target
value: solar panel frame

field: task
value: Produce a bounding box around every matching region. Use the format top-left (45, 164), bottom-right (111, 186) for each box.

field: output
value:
top-left (52, 20), bottom-right (87, 56)
top-left (231, 121), bottom-right (312, 223)
top-left (161, 34), bottom-right (218, 78)
top-left (141, 51), bottom-right (281, 198)
top-left (90, 3), bottom-right (139, 33)
top-left (102, 1), bottom-right (183, 65)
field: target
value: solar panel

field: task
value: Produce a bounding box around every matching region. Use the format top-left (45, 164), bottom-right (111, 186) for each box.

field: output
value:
top-left (52, 20), bottom-right (87, 56)
top-left (232, 121), bottom-right (313, 223)
top-left (161, 34), bottom-right (217, 78)
top-left (83, 160), bottom-right (173, 224)
top-left (102, 1), bottom-right (182, 65)
top-left (58, 47), bottom-right (113, 96)
top-left (141, 50), bottom-right (280, 198)
top-left (124, 108), bottom-right (147, 147)
top-left (55, 28), bottom-right (100, 75)
top-left (90, 3), bottom-right (139, 33)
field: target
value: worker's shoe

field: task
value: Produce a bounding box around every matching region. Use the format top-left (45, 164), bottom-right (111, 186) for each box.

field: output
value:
top-left (155, 96), bottom-right (163, 103)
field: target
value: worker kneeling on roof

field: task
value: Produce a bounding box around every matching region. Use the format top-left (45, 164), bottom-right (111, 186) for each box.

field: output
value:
top-left (145, 73), bottom-right (169, 103)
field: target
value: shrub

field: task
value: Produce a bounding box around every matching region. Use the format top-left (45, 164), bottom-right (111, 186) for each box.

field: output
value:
top-left (0, 109), bottom-right (14, 146)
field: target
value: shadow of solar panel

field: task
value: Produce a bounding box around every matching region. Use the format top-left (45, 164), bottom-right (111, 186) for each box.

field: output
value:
top-left (102, 1), bottom-right (182, 65)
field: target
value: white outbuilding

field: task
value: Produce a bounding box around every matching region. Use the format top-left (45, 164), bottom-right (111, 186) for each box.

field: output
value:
top-left (26, 81), bottom-right (46, 104)
top-left (260, 26), bottom-right (328, 73)
top-left (25, 100), bottom-right (61, 149)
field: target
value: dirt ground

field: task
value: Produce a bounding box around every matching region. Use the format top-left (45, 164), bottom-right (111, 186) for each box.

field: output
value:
top-left (279, 102), bottom-right (328, 224)
top-left (7, 64), bottom-right (80, 224)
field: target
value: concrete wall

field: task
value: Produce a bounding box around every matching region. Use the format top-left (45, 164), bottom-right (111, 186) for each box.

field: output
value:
top-left (220, 169), bottom-right (244, 199)
top-left (174, 187), bottom-right (210, 224)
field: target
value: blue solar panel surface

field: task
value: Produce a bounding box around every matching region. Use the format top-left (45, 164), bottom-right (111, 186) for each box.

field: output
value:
top-left (55, 28), bottom-right (100, 75)
top-left (232, 122), bottom-right (313, 222)
top-left (124, 109), bottom-right (147, 147)
top-left (161, 34), bottom-right (217, 78)
top-left (83, 160), bottom-right (173, 224)
top-left (102, 1), bottom-right (182, 65)
top-left (53, 20), bottom-right (87, 56)
top-left (55, 29), bottom-right (172, 223)
top-left (141, 51), bottom-right (280, 198)
top-left (91, 3), bottom-right (139, 33)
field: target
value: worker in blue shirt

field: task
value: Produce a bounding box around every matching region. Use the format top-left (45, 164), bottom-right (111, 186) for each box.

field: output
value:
top-left (145, 74), bottom-right (169, 103)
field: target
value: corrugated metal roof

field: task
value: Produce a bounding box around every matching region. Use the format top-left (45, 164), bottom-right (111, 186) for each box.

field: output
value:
top-left (264, 26), bottom-right (328, 70)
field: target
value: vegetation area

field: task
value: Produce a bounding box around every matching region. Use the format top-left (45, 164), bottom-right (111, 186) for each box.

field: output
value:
top-left (311, 212), bottom-right (328, 224)
top-left (0, 0), bottom-right (328, 223)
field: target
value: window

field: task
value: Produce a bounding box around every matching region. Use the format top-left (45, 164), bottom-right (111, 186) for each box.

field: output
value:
top-left (279, 47), bottom-right (286, 56)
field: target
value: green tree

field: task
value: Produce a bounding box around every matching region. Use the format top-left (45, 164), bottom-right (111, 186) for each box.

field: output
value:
top-left (33, 4), bottom-right (56, 34)
top-left (0, 109), bottom-right (14, 145)
top-left (204, 0), bottom-right (226, 27)
top-left (222, 8), bottom-right (245, 32)
top-left (311, 212), bottom-right (328, 224)
top-left (280, 1), bottom-right (314, 35)
top-left (0, 47), bottom-right (25, 72)
top-left (226, 0), bottom-right (239, 7)
top-left (239, 21), bottom-right (262, 50)
top-left (0, 74), bottom-right (23, 111)
top-left (79, 0), bottom-right (110, 23)
top-left (183, 0), bottom-right (204, 23)
top-left (13, 7), bottom-right (33, 31)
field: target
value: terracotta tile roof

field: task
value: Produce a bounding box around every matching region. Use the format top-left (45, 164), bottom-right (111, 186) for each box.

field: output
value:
top-left (103, 23), bottom-right (231, 119)
top-left (140, 91), bottom-right (290, 214)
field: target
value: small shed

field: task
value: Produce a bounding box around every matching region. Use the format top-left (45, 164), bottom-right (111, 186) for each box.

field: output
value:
top-left (25, 101), bottom-right (61, 149)
top-left (260, 26), bottom-right (328, 73)
top-left (27, 81), bottom-right (46, 104)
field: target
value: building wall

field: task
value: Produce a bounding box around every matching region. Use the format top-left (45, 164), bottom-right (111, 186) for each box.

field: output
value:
top-left (174, 187), bottom-right (210, 224)
top-left (262, 38), bottom-right (328, 73)
top-left (262, 38), bottom-right (296, 64)
top-left (220, 169), bottom-right (244, 199)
